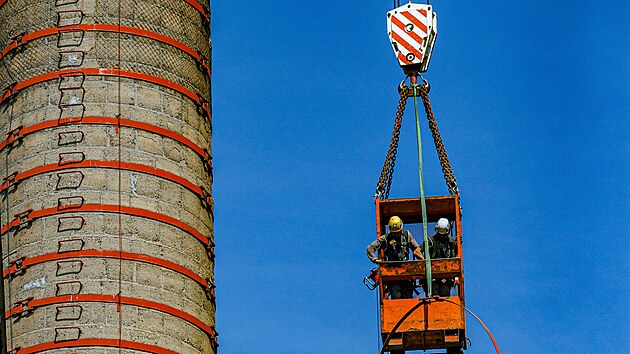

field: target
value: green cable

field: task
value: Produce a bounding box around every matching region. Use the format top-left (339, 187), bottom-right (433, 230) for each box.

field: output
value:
top-left (412, 82), bottom-right (432, 297)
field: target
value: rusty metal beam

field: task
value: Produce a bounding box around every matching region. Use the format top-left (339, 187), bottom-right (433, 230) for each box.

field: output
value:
top-left (377, 196), bottom-right (458, 225)
top-left (378, 259), bottom-right (462, 280)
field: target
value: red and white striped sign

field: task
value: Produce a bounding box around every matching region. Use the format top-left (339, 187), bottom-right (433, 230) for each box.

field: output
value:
top-left (387, 3), bottom-right (437, 71)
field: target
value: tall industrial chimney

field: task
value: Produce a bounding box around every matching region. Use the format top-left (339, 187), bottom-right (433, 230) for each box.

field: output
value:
top-left (0, 0), bottom-right (214, 352)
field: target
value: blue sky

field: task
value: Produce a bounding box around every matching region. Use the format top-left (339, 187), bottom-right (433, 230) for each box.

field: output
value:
top-left (212, 1), bottom-right (629, 353)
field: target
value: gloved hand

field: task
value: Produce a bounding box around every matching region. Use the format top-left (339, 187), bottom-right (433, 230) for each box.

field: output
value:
top-left (374, 259), bottom-right (382, 264)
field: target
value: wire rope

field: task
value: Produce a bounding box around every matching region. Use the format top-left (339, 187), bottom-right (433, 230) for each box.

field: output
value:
top-left (375, 290), bottom-right (380, 353)
top-left (2, 76), bottom-right (13, 354)
top-left (0, 6), bottom-right (22, 351)
top-left (116, 0), bottom-right (124, 352)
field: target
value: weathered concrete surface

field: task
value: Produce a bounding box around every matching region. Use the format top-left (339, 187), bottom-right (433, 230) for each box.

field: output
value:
top-left (0, 0), bottom-right (214, 352)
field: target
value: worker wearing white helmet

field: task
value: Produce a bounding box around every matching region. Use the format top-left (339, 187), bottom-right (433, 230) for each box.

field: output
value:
top-left (366, 216), bottom-right (424, 299)
top-left (418, 217), bottom-right (458, 297)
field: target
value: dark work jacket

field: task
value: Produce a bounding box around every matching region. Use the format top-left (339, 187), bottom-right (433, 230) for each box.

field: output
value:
top-left (366, 230), bottom-right (420, 262)
top-left (418, 234), bottom-right (457, 259)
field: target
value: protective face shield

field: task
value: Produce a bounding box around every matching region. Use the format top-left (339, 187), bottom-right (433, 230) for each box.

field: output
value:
top-left (388, 216), bottom-right (403, 233)
top-left (435, 218), bottom-right (450, 235)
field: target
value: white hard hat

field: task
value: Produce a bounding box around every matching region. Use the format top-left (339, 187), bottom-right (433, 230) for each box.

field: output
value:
top-left (435, 218), bottom-right (450, 235)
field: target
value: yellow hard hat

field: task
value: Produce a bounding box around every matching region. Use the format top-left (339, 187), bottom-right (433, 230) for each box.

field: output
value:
top-left (388, 216), bottom-right (403, 233)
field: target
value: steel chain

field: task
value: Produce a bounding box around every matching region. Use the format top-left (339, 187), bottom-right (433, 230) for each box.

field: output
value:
top-left (375, 85), bottom-right (409, 200)
top-left (413, 82), bottom-right (459, 195)
top-left (375, 79), bottom-right (459, 198)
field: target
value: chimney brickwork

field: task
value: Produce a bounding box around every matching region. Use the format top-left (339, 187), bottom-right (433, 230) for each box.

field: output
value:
top-left (0, 0), bottom-right (214, 352)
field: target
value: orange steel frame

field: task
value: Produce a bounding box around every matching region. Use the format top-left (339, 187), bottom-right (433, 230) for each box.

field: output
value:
top-left (0, 24), bottom-right (211, 78)
top-left (3, 249), bottom-right (213, 294)
top-left (11, 338), bottom-right (180, 354)
top-left (0, 0), bottom-right (210, 23)
top-left (1, 204), bottom-right (214, 258)
top-left (0, 159), bottom-right (211, 203)
top-left (5, 294), bottom-right (217, 336)
top-left (5, 294), bottom-right (218, 350)
top-left (0, 117), bottom-right (212, 170)
top-left (375, 195), bottom-right (466, 353)
top-left (0, 68), bottom-right (212, 122)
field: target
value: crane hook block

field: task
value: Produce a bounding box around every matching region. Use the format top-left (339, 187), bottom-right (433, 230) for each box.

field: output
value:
top-left (387, 3), bottom-right (438, 73)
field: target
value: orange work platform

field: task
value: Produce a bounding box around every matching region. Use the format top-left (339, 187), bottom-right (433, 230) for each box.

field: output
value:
top-left (375, 196), bottom-right (466, 354)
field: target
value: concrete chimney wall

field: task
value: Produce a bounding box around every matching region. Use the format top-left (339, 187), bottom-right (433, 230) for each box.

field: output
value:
top-left (0, 0), bottom-right (214, 352)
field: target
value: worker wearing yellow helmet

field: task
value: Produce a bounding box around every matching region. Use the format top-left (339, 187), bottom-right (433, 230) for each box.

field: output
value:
top-left (366, 216), bottom-right (424, 298)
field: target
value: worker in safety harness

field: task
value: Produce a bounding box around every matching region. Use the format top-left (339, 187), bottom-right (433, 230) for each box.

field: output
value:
top-left (418, 218), bottom-right (458, 297)
top-left (366, 216), bottom-right (424, 299)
